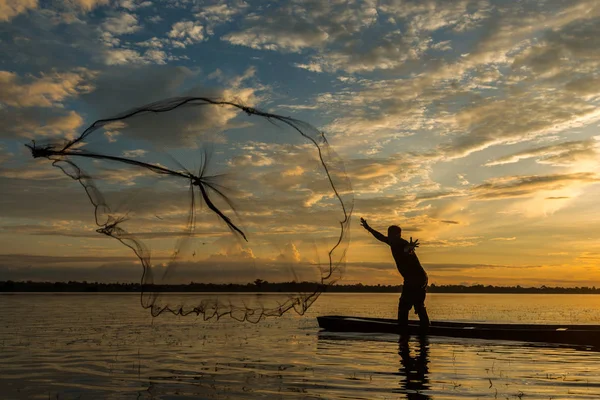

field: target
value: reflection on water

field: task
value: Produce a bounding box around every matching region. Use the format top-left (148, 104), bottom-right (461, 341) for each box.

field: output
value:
top-left (1, 293), bottom-right (600, 399)
top-left (398, 335), bottom-right (430, 399)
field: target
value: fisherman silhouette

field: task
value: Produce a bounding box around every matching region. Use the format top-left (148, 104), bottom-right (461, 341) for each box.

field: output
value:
top-left (360, 217), bottom-right (430, 336)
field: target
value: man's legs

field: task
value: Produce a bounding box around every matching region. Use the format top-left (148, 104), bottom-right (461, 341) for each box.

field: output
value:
top-left (397, 292), bottom-right (411, 336)
top-left (415, 304), bottom-right (430, 331)
top-left (414, 283), bottom-right (430, 332)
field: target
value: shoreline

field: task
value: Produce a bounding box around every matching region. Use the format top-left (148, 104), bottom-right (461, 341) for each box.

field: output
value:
top-left (1, 281), bottom-right (599, 294)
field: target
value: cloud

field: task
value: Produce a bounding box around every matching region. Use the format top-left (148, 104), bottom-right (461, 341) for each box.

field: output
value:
top-left (0, 261), bottom-right (143, 283)
top-left (415, 191), bottom-right (464, 201)
top-left (0, 253), bottom-right (135, 265)
top-left (101, 12), bottom-right (142, 35)
top-left (434, 8), bottom-right (600, 159)
top-left (314, 77), bottom-right (451, 153)
top-left (0, 11), bottom-right (104, 71)
top-left (345, 155), bottom-right (430, 193)
top-left (226, 142), bottom-right (343, 207)
top-left (301, 1), bottom-right (600, 165)
top-left (0, 107), bottom-right (83, 139)
top-left (378, 0), bottom-right (490, 33)
top-left (168, 21), bottom-right (205, 46)
top-left (66, 0), bottom-right (111, 11)
top-left (471, 173), bottom-right (599, 200)
top-left (79, 65), bottom-right (196, 115)
top-left (276, 242), bottom-right (302, 263)
top-left (223, 18), bottom-right (328, 52)
top-left (1, 103), bottom-right (349, 263)
top-left (143, 49), bottom-right (169, 64)
top-left (576, 252), bottom-right (600, 262)
top-left (0, 0), bottom-right (38, 22)
top-left (102, 48), bottom-right (172, 65)
top-left (98, 12), bottom-right (186, 65)
top-left (78, 66), bottom-right (260, 146)
top-left (0, 69), bottom-right (93, 139)
top-left (293, 62), bottom-right (323, 73)
top-left (122, 149), bottom-right (147, 158)
top-left (0, 160), bottom-right (188, 226)
top-left (0, 223), bottom-right (99, 238)
top-left (103, 48), bottom-right (142, 65)
top-left (1, 6), bottom-right (170, 70)
top-left (422, 238), bottom-right (481, 248)
top-left (118, 0), bottom-right (152, 11)
top-left (0, 69), bottom-right (96, 108)
top-left (314, 30), bottom-right (429, 73)
top-left (354, 196), bottom-right (420, 224)
top-left (222, 0), bottom-right (376, 53)
top-left (0, 146), bottom-right (11, 164)
top-left (512, 15), bottom-right (600, 77)
top-left (485, 139), bottom-right (600, 167)
top-left (277, 103), bottom-right (320, 110)
top-left (207, 242), bottom-right (256, 262)
top-left (565, 77), bottom-right (600, 96)
top-left (0, 175), bottom-right (93, 221)
top-left (457, 174), bottom-right (469, 186)
top-left (137, 37), bottom-right (164, 48)
top-left (423, 263), bottom-right (526, 272)
top-left (219, 0), bottom-right (488, 73)
top-left (195, 1), bottom-right (248, 35)
top-left (0, 167), bottom-right (224, 243)
top-left (4, 0), bottom-right (600, 288)
top-left (229, 152), bottom-right (274, 167)
top-left (440, 220), bottom-right (460, 225)
top-left (289, 0), bottom-right (489, 73)
top-left (431, 40), bottom-right (452, 51)
top-left (441, 92), bottom-right (600, 159)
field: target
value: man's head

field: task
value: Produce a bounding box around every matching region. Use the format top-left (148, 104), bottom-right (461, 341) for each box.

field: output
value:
top-left (388, 225), bottom-right (401, 238)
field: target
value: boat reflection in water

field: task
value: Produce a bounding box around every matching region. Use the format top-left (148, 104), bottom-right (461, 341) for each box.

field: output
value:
top-left (398, 335), bottom-right (431, 399)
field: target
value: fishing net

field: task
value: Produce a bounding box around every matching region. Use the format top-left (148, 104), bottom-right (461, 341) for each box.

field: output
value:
top-left (27, 97), bottom-right (353, 322)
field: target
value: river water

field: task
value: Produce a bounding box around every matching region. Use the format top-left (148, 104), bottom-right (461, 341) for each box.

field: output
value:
top-left (1, 293), bottom-right (600, 399)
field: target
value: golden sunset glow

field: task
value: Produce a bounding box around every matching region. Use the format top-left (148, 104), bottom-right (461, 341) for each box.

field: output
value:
top-left (1, 0), bottom-right (600, 288)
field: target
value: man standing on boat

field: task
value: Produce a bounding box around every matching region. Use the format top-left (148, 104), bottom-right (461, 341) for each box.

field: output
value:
top-left (360, 217), bottom-right (430, 334)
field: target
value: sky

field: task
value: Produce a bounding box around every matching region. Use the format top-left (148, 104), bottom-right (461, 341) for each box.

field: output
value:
top-left (1, 0), bottom-right (600, 287)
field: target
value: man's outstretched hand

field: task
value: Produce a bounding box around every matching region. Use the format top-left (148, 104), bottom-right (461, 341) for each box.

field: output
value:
top-left (360, 217), bottom-right (370, 230)
top-left (406, 237), bottom-right (420, 253)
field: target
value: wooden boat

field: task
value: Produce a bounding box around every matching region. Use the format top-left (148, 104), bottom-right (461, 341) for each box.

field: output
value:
top-left (317, 315), bottom-right (600, 347)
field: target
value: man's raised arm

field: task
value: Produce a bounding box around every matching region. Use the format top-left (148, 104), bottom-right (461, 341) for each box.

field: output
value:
top-left (360, 217), bottom-right (388, 244)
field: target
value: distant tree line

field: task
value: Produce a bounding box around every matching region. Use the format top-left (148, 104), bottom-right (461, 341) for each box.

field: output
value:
top-left (0, 280), bottom-right (599, 294)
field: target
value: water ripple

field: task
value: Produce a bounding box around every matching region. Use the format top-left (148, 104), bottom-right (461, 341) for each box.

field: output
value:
top-left (2, 293), bottom-right (600, 399)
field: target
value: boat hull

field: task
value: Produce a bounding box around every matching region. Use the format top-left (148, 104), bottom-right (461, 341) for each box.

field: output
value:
top-left (317, 316), bottom-right (600, 347)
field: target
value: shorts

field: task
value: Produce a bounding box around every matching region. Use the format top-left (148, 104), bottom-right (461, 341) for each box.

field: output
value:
top-left (399, 279), bottom-right (427, 312)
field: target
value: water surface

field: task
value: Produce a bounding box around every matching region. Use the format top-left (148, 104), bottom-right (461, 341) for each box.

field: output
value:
top-left (1, 293), bottom-right (600, 399)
